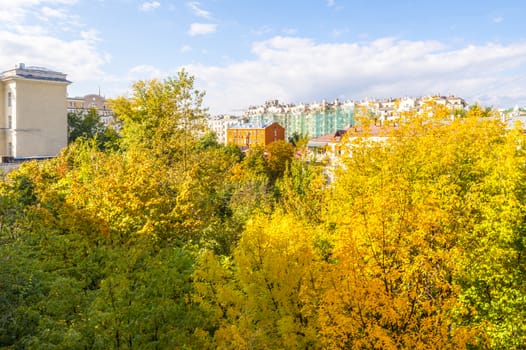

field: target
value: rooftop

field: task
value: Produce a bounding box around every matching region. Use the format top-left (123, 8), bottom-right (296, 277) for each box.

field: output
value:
top-left (1, 63), bottom-right (70, 83)
top-left (228, 122), bottom-right (280, 129)
top-left (307, 124), bottom-right (396, 147)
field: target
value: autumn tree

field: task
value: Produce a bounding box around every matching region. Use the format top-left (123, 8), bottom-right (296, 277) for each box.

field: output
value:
top-left (454, 124), bottom-right (526, 349)
top-left (110, 70), bottom-right (207, 170)
top-left (0, 72), bottom-right (233, 348)
top-left (316, 108), bottom-right (526, 348)
top-left (194, 211), bottom-right (322, 349)
top-left (5, 67), bottom-right (524, 350)
top-left (265, 139), bottom-right (295, 182)
top-left (195, 106), bottom-right (525, 349)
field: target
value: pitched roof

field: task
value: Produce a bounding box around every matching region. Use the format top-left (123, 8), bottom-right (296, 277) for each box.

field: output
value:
top-left (307, 124), bottom-right (397, 147)
top-left (228, 122), bottom-right (283, 129)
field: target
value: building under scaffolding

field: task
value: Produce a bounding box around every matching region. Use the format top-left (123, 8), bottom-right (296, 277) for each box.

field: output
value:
top-left (245, 99), bottom-right (355, 139)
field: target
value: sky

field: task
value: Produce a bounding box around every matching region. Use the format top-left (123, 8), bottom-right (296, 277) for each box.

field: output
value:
top-left (1, 0), bottom-right (525, 115)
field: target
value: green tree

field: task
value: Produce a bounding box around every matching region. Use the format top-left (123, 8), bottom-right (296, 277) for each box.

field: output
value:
top-left (68, 108), bottom-right (120, 150)
top-left (454, 124), bottom-right (526, 349)
top-left (0, 141), bottom-right (219, 349)
top-left (467, 103), bottom-right (497, 118)
top-left (110, 70), bottom-right (207, 169)
top-left (0, 171), bottom-right (43, 347)
top-left (287, 131), bottom-right (309, 149)
top-left (227, 145), bottom-right (273, 221)
top-left (197, 131), bottom-right (220, 150)
top-left (0, 72), bottom-right (226, 348)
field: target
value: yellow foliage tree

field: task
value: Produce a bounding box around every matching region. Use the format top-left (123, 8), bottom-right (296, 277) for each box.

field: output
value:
top-left (195, 211), bottom-right (322, 349)
top-left (316, 111), bottom-right (508, 348)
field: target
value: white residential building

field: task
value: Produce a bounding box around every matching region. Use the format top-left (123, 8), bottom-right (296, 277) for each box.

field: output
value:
top-left (207, 114), bottom-right (246, 144)
top-left (1, 63), bottom-right (70, 162)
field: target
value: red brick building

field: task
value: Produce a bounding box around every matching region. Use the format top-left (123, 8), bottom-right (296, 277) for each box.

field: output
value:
top-left (226, 122), bottom-right (285, 148)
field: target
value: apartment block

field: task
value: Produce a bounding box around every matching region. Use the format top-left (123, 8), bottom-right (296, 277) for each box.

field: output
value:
top-left (67, 93), bottom-right (115, 127)
top-left (1, 63), bottom-right (70, 162)
top-left (244, 99), bottom-right (355, 139)
top-left (240, 95), bottom-right (466, 139)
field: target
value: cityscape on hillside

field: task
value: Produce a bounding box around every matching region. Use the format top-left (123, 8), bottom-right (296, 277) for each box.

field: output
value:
top-left (2, 62), bottom-right (526, 165)
top-left (207, 95), bottom-right (524, 144)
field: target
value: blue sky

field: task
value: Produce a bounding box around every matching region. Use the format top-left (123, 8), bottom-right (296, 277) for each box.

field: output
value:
top-left (1, 0), bottom-right (525, 114)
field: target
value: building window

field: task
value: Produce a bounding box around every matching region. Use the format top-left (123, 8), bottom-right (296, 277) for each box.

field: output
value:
top-left (8, 115), bottom-right (12, 129)
top-left (8, 142), bottom-right (12, 157)
top-left (7, 92), bottom-right (12, 107)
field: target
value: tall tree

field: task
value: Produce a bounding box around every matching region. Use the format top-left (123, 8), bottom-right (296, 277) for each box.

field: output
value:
top-left (0, 72), bottom-right (226, 349)
top-left (110, 70), bottom-right (207, 169)
top-left (194, 211), bottom-right (321, 349)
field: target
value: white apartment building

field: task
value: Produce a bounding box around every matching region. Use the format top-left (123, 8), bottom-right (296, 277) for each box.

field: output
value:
top-left (207, 114), bottom-right (245, 144)
top-left (1, 63), bottom-right (70, 162)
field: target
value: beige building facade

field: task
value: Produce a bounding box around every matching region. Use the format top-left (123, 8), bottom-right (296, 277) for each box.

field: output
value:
top-left (1, 63), bottom-right (70, 162)
top-left (67, 93), bottom-right (115, 127)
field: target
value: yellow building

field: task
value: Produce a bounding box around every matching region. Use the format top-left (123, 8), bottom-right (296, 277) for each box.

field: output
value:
top-left (1, 63), bottom-right (70, 162)
top-left (226, 122), bottom-right (285, 148)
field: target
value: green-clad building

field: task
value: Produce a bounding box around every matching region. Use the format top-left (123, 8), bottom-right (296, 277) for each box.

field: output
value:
top-left (245, 99), bottom-right (355, 139)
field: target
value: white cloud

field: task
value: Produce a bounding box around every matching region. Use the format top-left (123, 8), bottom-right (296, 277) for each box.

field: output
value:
top-left (80, 29), bottom-right (100, 42)
top-left (0, 29), bottom-right (110, 82)
top-left (128, 65), bottom-right (162, 80)
top-left (180, 45), bottom-right (192, 53)
top-left (188, 22), bottom-right (217, 36)
top-left (493, 16), bottom-right (504, 23)
top-left (11, 24), bottom-right (48, 36)
top-left (188, 1), bottom-right (211, 19)
top-left (327, 0), bottom-right (335, 7)
top-left (40, 6), bottom-right (68, 19)
top-left (0, 0), bottom-right (76, 19)
top-left (140, 1), bottom-right (160, 12)
top-left (0, 0), bottom-right (76, 6)
top-left (0, 9), bottom-right (24, 24)
top-left (0, 0), bottom-right (110, 93)
top-left (0, 0), bottom-right (76, 24)
top-left (183, 36), bottom-right (526, 114)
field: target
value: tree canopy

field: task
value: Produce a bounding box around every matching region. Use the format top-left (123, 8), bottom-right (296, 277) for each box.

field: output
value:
top-left (1, 74), bottom-right (525, 349)
top-left (68, 107), bottom-right (119, 150)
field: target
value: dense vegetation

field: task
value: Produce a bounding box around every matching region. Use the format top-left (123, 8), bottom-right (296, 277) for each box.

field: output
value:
top-left (67, 107), bottom-right (119, 150)
top-left (1, 72), bottom-right (525, 349)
